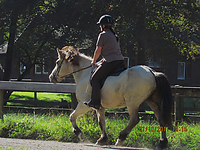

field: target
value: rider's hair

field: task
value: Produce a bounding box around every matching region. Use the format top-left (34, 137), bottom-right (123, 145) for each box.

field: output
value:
top-left (103, 25), bottom-right (119, 42)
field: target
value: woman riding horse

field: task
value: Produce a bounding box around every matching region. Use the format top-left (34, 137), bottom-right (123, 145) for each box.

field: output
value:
top-left (84, 15), bottom-right (125, 109)
top-left (49, 16), bottom-right (173, 149)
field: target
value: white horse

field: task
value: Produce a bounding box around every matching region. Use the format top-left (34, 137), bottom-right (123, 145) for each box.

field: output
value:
top-left (49, 46), bottom-right (173, 149)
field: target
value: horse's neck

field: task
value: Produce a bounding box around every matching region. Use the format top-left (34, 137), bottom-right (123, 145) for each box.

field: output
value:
top-left (72, 55), bottom-right (92, 84)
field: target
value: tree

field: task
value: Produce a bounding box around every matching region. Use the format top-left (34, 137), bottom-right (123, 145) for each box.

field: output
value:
top-left (144, 0), bottom-right (200, 59)
top-left (0, 0), bottom-right (41, 81)
top-left (1, 0), bottom-right (200, 82)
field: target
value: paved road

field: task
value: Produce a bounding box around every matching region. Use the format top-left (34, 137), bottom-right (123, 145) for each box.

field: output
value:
top-left (0, 138), bottom-right (152, 150)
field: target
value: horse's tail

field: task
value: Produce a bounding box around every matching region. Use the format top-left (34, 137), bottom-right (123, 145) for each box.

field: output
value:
top-left (154, 72), bottom-right (173, 129)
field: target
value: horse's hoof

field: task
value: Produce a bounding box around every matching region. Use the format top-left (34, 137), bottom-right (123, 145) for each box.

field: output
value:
top-left (154, 147), bottom-right (163, 150)
top-left (155, 138), bottom-right (168, 150)
top-left (95, 140), bottom-right (107, 145)
top-left (78, 132), bottom-right (85, 142)
top-left (115, 139), bottom-right (124, 146)
top-left (95, 136), bottom-right (108, 145)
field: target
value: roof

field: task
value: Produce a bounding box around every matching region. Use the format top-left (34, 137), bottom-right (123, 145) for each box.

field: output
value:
top-left (0, 43), bottom-right (7, 54)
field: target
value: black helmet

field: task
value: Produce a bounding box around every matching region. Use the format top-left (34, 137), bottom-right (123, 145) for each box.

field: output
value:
top-left (97, 15), bottom-right (114, 26)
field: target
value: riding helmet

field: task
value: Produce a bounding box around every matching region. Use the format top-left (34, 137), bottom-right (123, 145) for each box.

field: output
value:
top-left (97, 15), bottom-right (114, 26)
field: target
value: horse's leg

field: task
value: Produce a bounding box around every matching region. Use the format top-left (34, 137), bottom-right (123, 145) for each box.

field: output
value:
top-left (115, 106), bottom-right (139, 146)
top-left (146, 98), bottom-right (168, 150)
top-left (69, 102), bottom-right (91, 141)
top-left (95, 107), bottom-right (108, 145)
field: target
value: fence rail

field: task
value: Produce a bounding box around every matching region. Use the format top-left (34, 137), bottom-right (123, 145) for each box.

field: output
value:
top-left (0, 81), bottom-right (76, 93)
top-left (171, 86), bottom-right (200, 124)
top-left (0, 81), bottom-right (200, 123)
top-left (0, 81), bottom-right (76, 120)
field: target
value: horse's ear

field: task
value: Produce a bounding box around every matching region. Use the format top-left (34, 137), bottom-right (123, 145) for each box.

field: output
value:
top-left (56, 48), bottom-right (60, 52)
top-left (57, 48), bottom-right (62, 57)
top-left (57, 48), bottom-right (66, 59)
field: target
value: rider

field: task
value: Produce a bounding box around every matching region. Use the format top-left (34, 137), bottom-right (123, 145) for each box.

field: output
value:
top-left (84, 15), bottom-right (124, 109)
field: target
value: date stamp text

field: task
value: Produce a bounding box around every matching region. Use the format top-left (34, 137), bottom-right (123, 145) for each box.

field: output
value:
top-left (139, 126), bottom-right (187, 132)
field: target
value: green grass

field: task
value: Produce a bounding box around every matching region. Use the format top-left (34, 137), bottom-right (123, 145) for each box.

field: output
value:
top-left (9, 91), bottom-right (71, 102)
top-left (0, 113), bottom-right (199, 150)
top-left (7, 92), bottom-right (71, 106)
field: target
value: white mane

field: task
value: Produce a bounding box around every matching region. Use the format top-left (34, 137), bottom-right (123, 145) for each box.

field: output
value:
top-left (78, 53), bottom-right (92, 67)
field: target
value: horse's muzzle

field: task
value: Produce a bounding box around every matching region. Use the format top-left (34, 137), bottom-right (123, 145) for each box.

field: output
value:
top-left (49, 74), bottom-right (58, 83)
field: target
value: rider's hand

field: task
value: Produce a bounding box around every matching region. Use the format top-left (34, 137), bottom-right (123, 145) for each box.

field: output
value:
top-left (91, 60), bottom-right (96, 66)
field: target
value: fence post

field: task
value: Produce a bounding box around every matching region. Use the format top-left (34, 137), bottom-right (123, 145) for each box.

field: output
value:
top-left (0, 89), bottom-right (4, 121)
top-left (174, 93), bottom-right (184, 125)
top-left (34, 91), bottom-right (37, 106)
top-left (34, 92), bottom-right (37, 101)
top-left (71, 93), bottom-right (78, 110)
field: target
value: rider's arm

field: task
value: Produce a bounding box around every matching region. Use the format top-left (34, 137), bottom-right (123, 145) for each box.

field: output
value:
top-left (96, 58), bottom-right (105, 65)
top-left (91, 45), bottom-right (102, 66)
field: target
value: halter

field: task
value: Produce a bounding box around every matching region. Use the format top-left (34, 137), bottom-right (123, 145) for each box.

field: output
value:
top-left (53, 57), bottom-right (92, 81)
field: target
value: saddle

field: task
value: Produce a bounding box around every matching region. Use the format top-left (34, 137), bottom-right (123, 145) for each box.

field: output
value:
top-left (91, 63), bottom-right (127, 89)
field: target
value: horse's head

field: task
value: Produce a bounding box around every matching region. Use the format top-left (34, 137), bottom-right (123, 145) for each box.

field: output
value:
top-left (49, 46), bottom-right (79, 83)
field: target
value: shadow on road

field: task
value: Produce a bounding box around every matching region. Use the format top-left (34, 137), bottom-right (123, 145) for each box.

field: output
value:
top-left (85, 144), bottom-right (152, 150)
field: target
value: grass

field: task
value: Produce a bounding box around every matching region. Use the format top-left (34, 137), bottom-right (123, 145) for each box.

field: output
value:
top-left (7, 92), bottom-right (71, 107)
top-left (8, 92), bottom-right (127, 111)
top-left (3, 92), bottom-right (200, 149)
top-left (9, 91), bottom-right (71, 102)
top-left (0, 113), bottom-right (199, 150)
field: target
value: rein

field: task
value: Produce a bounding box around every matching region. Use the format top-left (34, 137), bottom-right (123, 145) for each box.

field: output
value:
top-left (57, 65), bottom-right (92, 80)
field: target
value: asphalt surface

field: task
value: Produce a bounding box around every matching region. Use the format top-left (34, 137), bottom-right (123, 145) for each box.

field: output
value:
top-left (0, 138), bottom-right (152, 150)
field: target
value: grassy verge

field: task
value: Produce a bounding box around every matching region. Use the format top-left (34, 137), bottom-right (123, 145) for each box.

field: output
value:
top-left (0, 113), bottom-right (199, 150)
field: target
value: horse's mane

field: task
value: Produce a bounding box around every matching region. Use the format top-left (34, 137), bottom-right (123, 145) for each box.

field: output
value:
top-left (61, 46), bottom-right (78, 53)
top-left (60, 46), bottom-right (92, 66)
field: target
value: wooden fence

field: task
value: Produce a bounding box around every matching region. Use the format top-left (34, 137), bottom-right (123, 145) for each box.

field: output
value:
top-left (171, 86), bottom-right (200, 124)
top-left (0, 81), bottom-right (200, 123)
top-left (0, 81), bottom-right (76, 120)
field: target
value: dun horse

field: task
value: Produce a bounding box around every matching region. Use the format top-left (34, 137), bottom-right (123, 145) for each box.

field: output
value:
top-left (49, 46), bottom-right (173, 149)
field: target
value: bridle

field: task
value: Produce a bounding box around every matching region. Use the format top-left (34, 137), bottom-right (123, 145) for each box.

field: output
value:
top-left (53, 57), bottom-right (92, 81)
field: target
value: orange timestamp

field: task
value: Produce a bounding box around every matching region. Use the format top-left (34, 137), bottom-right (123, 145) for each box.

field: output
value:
top-left (139, 126), bottom-right (188, 132)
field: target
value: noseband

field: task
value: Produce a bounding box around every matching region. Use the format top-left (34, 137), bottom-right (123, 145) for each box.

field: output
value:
top-left (53, 58), bottom-right (92, 81)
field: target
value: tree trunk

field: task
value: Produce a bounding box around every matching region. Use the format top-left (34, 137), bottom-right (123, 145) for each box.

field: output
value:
top-left (3, 8), bottom-right (18, 81)
top-left (3, 8), bottom-right (18, 105)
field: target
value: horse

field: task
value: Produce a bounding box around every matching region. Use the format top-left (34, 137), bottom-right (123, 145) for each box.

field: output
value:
top-left (49, 46), bottom-right (173, 149)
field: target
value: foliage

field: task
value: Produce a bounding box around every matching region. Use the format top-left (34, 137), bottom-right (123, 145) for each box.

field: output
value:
top-left (1, 0), bottom-right (200, 80)
top-left (145, 0), bottom-right (200, 59)
top-left (0, 113), bottom-right (199, 149)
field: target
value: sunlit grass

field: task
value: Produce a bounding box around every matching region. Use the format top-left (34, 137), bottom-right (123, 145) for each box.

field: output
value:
top-left (7, 92), bottom-right (71, 107)
top-left (9, 92), bottom-right (71, 102)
